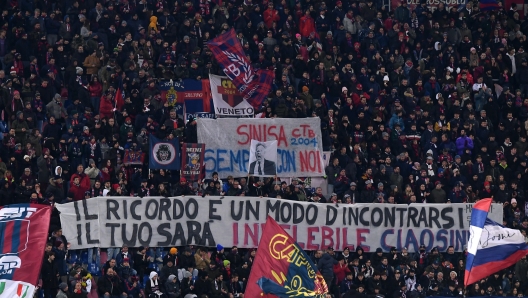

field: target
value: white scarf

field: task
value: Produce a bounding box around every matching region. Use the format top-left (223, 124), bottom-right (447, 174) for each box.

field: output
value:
top-left (150, 272), bottom-right (158, 287)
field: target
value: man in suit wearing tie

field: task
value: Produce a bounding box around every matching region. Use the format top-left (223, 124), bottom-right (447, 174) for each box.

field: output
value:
top-left (249, 143), bottom-right (276, 175)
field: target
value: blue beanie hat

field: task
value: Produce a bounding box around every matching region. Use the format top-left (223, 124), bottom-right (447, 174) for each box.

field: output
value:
top-left (217, 244), bottom-right (224, 251)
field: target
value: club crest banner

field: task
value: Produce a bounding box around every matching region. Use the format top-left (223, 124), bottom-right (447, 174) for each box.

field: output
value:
top-left (209, 74), bottom-right (254, 117)
top-left (149, 136), bottom-right (180, 170)
top-left (158, 79), bottom-right (214, 120)
top-left (181, 143), bottom-right (206, 181)
top-left (248, 140), bottom-right (277, 177)
top-left (123, 148), bottom-right (145, 165)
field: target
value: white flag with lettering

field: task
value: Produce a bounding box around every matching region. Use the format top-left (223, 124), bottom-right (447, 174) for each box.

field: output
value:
top-left (210, 74), bottom-right (254, 117)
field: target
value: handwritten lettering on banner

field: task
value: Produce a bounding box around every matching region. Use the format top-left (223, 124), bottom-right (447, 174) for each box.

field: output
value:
top-left (197, 118), bottom-right (324, 178)
top-left (56, 197), bottom-right (503, 252)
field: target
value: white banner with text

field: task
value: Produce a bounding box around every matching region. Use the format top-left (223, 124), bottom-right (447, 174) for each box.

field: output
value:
top-left (56, 197), bottom-right (503, 252)
top-left (197, 118), bottom-right (325, 178)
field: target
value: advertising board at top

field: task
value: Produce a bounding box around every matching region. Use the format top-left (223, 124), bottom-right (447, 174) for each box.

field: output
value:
top-left (391, 0), bottom-right (467, 12)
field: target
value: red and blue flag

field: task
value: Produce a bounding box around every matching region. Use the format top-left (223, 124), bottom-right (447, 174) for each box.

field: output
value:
top-left (207, 29), bottom-right (274, 109)
top-left (246, 216), bottom-right (328, 298)
top-left (480, 0), bottom-right (501, 10)
top-left (0, 204), bottom-right (51, 298)
top-left (465, 199), bottom-right (528, 285)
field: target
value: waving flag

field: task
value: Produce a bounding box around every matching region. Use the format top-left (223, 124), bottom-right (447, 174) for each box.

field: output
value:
top-left (115, 87), bottom-right (125, 111)
top-left (0, 204), bottom-right (51, 298)
top-left (207, 29), bottom-right (274, 109)
top-left (246, 216), bottom-right (328, 298)
top-left (465, 198), bottom-right (528, 286)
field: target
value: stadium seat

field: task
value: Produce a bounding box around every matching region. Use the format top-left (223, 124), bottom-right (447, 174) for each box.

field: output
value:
top-left (148, 262), bottom-right (159, 272)
top-left (68, 252), bottom-right (78, 264)
top-left (88, 263), bottom-right (101, 277)
top-left (80, 251), bottom-right (89, 265)
top-left (158, 251), bottom-right (167, 263)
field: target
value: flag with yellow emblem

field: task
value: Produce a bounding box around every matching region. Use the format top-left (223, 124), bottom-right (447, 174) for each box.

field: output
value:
top-left (245, 216), bottom-right (328, 298)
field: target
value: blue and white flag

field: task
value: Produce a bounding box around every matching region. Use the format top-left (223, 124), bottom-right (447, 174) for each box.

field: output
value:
top-left (149, 136), bottom-right (180, 170)
top-left (465, 198), bottom-right (528, 285)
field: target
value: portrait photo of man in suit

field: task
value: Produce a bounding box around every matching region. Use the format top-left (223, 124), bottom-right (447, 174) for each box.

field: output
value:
top-left (248, 142), bottom-right (277, 176)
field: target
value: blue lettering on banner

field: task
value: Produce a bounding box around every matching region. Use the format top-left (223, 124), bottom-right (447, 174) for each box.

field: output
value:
top-left (290, 137), bottom-right (318, 147)
top-left (379, 229), bottom-right (470, 252)
top-left (204, 149), bottom-right (298, 175)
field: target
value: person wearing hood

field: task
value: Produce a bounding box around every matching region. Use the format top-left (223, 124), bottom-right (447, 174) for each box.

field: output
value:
top-left (56, 282), bottom-right (69, 298)
top-left (59, 15), bottom-right (74, 41)
top-left (165, 274), bottom-right (181, 298)
top-left (146, 271), bottom-right (165, 297)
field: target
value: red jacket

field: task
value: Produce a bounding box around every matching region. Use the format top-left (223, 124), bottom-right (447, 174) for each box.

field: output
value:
top-left (351, 91), bottom-right (370, 106)
top-left (263, 8), bottom-right (280, 29)
top-left (70, 172), bottom-right (91, 192)
top-left (89, 82), bottom-right (103, 98)
top-left (99, 96), bottom-right (115, 120)
top-left (333, 263), bottom-right (351, 284)
top-left (299, 15), bottom-right (315, 37)
top-left (69, 183), bottom-right (86, 201)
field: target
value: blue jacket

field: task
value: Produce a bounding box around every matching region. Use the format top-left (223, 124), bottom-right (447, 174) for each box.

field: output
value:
top-left (389, 114), bottom-right (405, 131)
top-left (317, 253), bottom-right (337, 277)
top-left (455, 136), bottom-right (473, 155)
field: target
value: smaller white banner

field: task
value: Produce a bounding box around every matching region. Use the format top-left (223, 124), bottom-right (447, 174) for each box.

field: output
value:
top-left (210, 74), bottom-right (254, 117)
top-left (248, 140), bottom-right (277, 176)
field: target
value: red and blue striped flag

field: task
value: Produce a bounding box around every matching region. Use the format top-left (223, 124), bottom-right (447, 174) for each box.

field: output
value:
top-left (480, 0), bottom-right (500, 11)
top-left (465, 199), bottom-right (528, 285)
top-left (0, 204), bottom-right (51, 298)
top-left (207, 29), bottom-right (274, 109)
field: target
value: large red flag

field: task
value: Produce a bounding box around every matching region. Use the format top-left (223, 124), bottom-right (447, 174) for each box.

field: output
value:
top-left (207, 29), bottom-right (274, 109)
top-left (245, 216), bottom-right (328, 298)
top-left (0, 204), bottom-right (51, 298)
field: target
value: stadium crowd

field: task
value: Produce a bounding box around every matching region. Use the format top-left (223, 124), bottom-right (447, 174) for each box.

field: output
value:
top-left (1, 0), bottom-right (528, 296)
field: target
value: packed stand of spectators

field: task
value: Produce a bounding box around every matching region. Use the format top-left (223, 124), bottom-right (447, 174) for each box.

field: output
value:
top-left (1, 0), bottom-right (528, 296)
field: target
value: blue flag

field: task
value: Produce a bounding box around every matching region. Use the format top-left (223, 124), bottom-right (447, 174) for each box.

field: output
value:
top-left (149, 136), bottom-right (180, 170)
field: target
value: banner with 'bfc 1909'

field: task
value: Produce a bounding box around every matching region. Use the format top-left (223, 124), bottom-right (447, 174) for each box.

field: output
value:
top-left (197, 118), bottom-right (324, 178)
top-left (56, 196), bottom-right (503, 252)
